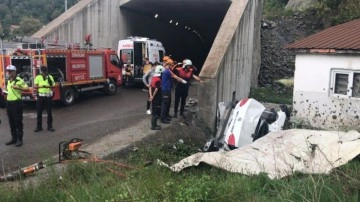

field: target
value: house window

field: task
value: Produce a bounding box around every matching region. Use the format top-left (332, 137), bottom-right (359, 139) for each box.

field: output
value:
top-left (334, 73), bottom-right (348, 95)
top-left (331, 70), bottom-right (360, 98)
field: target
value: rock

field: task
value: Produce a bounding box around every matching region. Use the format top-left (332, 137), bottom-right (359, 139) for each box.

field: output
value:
top-left (260, 11), bottom-right (323, 90)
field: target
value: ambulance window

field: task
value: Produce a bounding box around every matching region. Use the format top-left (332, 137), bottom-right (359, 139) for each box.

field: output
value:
top-left (120, 50), bottom-right (133, 65)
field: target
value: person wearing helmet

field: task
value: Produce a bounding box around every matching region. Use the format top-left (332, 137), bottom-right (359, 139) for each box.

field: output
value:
top-left (172, 59), bottom-right (203, 118)
top-left (143, 62), bottom-right (157, 115)
top-left (160, 59), bottom-right (187, 124)
top-left (148, 65), bottom-right (165, 130)
top-left (34, 65), bottom-right (56, 132)
top-left (5, 64), bottom-right (29, 147)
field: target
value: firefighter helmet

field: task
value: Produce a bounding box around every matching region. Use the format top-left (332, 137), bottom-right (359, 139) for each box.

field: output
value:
top-left (154, 65), bottom-right (165, 76)
top-left (182, 59), bottom-right (192, 68)
top-left (6, 65), bottom-right (16, 71)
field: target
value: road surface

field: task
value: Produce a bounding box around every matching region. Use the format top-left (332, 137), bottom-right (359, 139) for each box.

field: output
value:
top-left (0, 88), bottom-right (149, 170)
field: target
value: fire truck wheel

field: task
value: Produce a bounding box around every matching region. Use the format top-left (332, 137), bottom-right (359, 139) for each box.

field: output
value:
top-left (105, 80), bottom-right (117, 96)
top-left (61, 87), bottom-right (76, 106)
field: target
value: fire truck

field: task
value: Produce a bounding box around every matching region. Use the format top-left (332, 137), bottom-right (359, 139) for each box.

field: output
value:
top-left (0, 40), bottom-right (122, 106)
top-left (117, 36), bottom-right (165, 87)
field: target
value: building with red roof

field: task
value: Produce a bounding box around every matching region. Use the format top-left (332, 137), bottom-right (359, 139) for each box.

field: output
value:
top-left (287, 19), bottom-right (360, 129)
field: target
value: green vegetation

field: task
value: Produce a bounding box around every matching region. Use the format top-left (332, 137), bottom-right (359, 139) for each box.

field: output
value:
top-left (0, 0), bottom-right (78, 37)
top-left (263, 0), bottom-right (292, 18)
top-left (264, 0), bottom-right (360, 26)
top-left (249, 86), bottom-right (293, 105)
top-left (314, 0), bottom-right (360, 25)
top-left (0, 143), bottom-right (359, 201)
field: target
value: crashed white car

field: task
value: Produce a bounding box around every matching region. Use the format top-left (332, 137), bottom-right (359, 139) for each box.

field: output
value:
top-left (203, 98), bottom-right (289, 151)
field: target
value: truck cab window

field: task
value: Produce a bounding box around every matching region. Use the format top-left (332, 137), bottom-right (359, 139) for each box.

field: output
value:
top-left (110, 55), bottom-right (121, 67)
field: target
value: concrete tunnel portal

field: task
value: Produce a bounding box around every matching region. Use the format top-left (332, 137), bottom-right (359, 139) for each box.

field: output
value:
top-left (32, 0), bottom-right (231, 72)
top-left (119, 0), bottom-right (231, 70)
top-left (120, 0), bottom-right (231, 69)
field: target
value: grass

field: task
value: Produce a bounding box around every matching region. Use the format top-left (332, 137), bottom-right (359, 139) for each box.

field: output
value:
top-left (1, 88), bottom-right (359, 201)
top-left (249, 86), bottom-right (293, 105)
top-left (0, 142), bottom-right (359, 202)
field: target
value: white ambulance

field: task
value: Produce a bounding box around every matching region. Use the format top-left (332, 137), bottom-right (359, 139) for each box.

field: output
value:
top-left (117, 36), bottom-right (166, 87)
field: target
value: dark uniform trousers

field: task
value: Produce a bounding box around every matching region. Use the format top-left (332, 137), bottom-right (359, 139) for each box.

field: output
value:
top-left (36, 96), bottom-right (53, 129)
top-left (174, 86), bottom-right (189, 115)
top-left (151, 91), bottom-right (162, 127)
top-left (161, 91), bottom-right (171, 121)
top-left (7, 100), bottom-right (24, 141)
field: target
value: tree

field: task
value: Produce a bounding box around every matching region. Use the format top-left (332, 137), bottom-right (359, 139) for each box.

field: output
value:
top-left (14, 16), bottom-right (43, 36)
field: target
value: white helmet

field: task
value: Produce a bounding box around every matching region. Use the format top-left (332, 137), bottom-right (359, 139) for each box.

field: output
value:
top-left (6, 65), bottom-right (16, 71)
top-left (182, 59), bottom-right (192, 68)
top-left (154, 65), bottom-right (165, 76)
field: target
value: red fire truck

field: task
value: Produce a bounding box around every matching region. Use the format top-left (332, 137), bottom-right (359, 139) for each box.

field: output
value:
top-left (0, 42), bottom-right (122, 106)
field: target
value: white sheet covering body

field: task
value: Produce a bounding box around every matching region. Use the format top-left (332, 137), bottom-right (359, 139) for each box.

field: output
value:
top-left (159, 129), bottom-right (360, 179)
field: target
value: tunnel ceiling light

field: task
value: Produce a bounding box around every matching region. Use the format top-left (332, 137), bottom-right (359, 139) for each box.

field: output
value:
top-left (169, 20), bottom-right (173, 23)
top-left (154, 14), bottom-right (158, 18)
top-left (176, 22), bottom-right (178, 26)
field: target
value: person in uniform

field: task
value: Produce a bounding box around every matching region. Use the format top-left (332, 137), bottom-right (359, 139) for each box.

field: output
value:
top-left (173, 59), bottom-right (203, 118)
top-left (149, 65), bottom-right (164, 130)
top-left (34, 65), bottom-right (55, 132)
top-left (5, 65), bottom-right (29, 147)
top-left (160, 59), bottom-right (187, 124)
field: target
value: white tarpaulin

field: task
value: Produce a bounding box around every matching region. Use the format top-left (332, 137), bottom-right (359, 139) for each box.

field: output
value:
top-left (159, 129), bottom-right (360, 179)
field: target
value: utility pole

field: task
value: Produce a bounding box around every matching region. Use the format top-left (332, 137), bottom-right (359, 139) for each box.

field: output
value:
top-left (65, 0), bottom-right (68, 11)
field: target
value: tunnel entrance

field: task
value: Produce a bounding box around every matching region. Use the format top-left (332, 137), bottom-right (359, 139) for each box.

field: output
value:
top-left (119, 0), bottom-right (231, 72)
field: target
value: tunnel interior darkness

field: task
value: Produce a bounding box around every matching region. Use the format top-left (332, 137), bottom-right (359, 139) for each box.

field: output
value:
top-left (120, 0), bottom-right (231, 72)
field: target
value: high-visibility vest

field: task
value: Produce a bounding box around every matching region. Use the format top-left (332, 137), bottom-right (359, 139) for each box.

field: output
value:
top-left (7, 77), bottom-right (27, 101)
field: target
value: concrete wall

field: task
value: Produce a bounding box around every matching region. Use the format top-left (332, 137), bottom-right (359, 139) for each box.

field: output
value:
top-left (32, 0), bottom-right (128, 50)
top-left (293, 54), bottom-right (360, 130)
top-left (198, 0), bottom-right (263, 131)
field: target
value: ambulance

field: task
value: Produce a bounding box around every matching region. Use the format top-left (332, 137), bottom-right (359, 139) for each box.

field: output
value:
top-left (117, 36), bottom-right (165, 87)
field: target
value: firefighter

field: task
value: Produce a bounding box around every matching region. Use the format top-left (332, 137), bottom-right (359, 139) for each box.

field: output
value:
top-left (160, 59), bottom-right (187, 124)
top-left (173, 59), bottom-right (203, 118)
top-left (34, 65), bottom-right (55, 132)
top-left (5, 65), bottom-right (29, 147)
top-left (149, 65), bottom-right (164, 130)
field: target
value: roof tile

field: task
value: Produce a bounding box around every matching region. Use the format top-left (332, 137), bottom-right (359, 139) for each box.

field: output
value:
top-left (287, 19), bottom-right (360, 50)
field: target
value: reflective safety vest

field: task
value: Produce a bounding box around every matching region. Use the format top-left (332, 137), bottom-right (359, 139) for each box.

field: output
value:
top-left (7, 77), bottom-right (28, 101)
top-left (34, 74), bottom-right (55, 94)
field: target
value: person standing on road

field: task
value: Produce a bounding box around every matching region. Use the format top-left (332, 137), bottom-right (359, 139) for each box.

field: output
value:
top-left (143, 62), bottom-right (157, 115)
top-left (149, 65), bottom-right (164, 130)
top-left (173, 59), bottom-right (203, 118)
top-left (34, 65), bottom-right (55, 132)
top-left (160, 59), bottom-right (187, 124)
top-left (5, 65), bottom-right (29, 147)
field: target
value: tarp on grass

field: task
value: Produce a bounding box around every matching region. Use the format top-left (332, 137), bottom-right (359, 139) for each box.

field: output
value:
top-left (159, 129), bottom-right (360, 179)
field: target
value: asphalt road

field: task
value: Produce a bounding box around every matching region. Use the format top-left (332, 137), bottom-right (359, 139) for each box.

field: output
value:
top-left (0, 88), bottom-right (148, 170)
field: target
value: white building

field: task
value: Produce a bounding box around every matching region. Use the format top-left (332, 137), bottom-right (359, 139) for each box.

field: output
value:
top-left (287, 19), bottom-right (360, 130)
